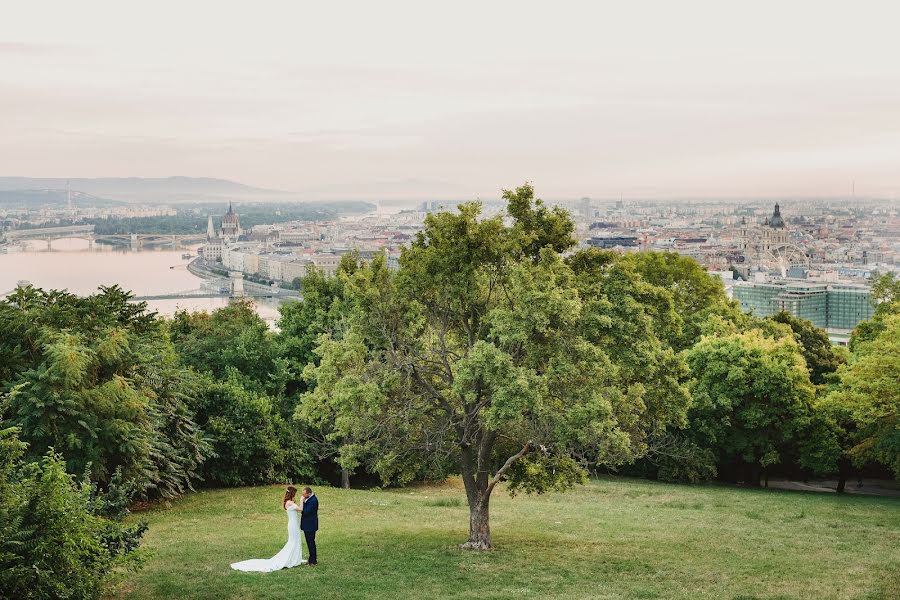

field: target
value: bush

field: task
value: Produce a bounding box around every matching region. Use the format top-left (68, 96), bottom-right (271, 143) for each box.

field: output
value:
top-left (0, 286), bottom-right (211, 499)
top-left (194, 374), bottom-right (316, 486)
top-left (652, 438), bottom-right (718, 483)
top-left (0, 426), bottom-right (145, 600)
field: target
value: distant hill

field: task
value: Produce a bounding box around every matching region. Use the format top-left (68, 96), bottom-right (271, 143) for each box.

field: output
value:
top-left (0, 188), bottom-right (120, 207)
top-left (0, 176), bottom-right (293, 203)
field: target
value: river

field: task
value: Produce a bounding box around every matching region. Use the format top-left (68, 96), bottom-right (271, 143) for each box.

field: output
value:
top-left (0, 238), bottom-right (283, 323)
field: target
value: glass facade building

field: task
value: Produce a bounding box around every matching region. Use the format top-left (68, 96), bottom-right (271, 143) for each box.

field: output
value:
top-left (733, 281), bottom-right (874, 342)
top-left (827, 285), bottom-right (876, 331)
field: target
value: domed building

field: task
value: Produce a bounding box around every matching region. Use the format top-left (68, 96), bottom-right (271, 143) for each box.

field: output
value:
top-left (739, 203), bottom-right (790, 255)
top-left (768, 203), bottom-right (785, 229)
top-left (736, 203), bottom-right (807, 277)
top-left (199, 202), bottom-right (243, 260)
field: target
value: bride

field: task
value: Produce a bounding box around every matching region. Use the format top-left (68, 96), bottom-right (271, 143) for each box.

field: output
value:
top-left (231, 486), bottom-right (305, 572)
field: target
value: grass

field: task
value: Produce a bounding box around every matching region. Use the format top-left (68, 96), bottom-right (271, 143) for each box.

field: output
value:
top-left (117, 477), bottom-right (900, 600)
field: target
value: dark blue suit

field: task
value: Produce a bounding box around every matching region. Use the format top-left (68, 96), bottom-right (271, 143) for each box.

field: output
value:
top-left (300, 494), bottom-right (318, 564)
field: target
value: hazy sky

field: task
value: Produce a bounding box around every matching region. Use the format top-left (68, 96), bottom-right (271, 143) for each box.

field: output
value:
top-left (2, 1), bottom-right (899, 200)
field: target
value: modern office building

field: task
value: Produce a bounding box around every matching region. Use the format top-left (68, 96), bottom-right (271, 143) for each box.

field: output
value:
top-left (826, 284), bottom-right (877, 331)
top-left (733, 280), bottom-right (874, 344)
top-left (587, 236), bottom-right (638, 249)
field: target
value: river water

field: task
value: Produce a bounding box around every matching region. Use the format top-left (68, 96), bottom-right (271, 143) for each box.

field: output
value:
top-left (0, 238), bottom-right (283, 323)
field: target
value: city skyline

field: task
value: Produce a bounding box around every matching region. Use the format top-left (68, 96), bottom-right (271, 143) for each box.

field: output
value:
top-left (2, 1), bottom-right (900, 200)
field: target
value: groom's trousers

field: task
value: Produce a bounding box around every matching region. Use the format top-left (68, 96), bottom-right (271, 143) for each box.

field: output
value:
top-left (304, 530), bottom-right (317, 564)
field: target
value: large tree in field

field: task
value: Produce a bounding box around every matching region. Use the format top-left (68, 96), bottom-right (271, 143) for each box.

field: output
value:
top-left (300, 184), bottom-right (690, 549)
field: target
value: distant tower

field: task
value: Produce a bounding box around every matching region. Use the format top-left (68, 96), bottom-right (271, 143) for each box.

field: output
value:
top-left (206, 215), bottom-right (216, 240)
top-left (66, 180), bottom-right (72, 211)
top-left (229, 271), bottom-right (244, 297)
top-left (220, 201), bottom-right (242, 241)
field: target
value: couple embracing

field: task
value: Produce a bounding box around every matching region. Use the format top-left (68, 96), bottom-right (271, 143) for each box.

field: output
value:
top-left (231, 486), bottom-right (318, 572)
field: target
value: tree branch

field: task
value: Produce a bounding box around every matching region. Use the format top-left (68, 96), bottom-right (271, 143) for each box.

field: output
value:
top-left (486, 441), bottom-right (531, 494)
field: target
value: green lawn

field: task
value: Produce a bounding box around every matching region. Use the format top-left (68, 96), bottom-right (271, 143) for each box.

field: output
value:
top-left (117, 477), bottom-right (900, 600)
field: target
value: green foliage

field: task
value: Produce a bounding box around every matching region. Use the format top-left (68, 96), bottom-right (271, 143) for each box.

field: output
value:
top-left (169, 300), bottom-right (287, 397)
top-left (850, 272), bottom-right (898, 350)
top-left (828, 314), bottom-right (900, 478)
top-left (649, 435), bottom-right (719, 484)
top-left (0, 426), bottom-right (146, 600)
top-left (299, 186), bottom-right (691, 547)
top-left (505, 452), bottom-right (588, 496)
top-left (0, 286), bottom-right (211, 499)
top-left (503, 182), bottom-right (576, 258)
top-left (684, 331), bottom-right (818, 483)
top-left (769, 311), bottom-right (846, 385)
top-left (193, 373), bottom-right (315, 487)
top-left (277, 262), bottom-right (353, 399)
top-left (620, 251), bottom-right (730, 350)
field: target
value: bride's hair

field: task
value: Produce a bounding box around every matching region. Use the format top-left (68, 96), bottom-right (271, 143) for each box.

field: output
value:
top-left (283, 486), bottom-right (297, 509)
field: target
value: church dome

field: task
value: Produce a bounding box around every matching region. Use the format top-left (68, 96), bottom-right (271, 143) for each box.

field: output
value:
top-left (769, 203), bottom-right (785, 229)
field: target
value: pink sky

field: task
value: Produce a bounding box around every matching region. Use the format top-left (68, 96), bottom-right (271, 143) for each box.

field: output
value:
top-left (2, 0), bottom-right (899, 200)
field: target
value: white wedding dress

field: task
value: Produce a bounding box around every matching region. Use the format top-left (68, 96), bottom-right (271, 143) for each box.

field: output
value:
top-left (231, 500), bottom-right (305, 572)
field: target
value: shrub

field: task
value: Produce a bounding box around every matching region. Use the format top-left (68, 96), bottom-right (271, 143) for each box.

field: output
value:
top-left (0, 425), bottom-right (145, 600)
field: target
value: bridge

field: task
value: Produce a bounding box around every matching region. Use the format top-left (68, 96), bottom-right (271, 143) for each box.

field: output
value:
top-left (130, 290), bottom-right (295, 301)
top-left (2, 225), bottom-right (207, 249)
top-left (4, 224), bottom-right (95, 242)
top-left (131, 280), bottom-right (301, 302)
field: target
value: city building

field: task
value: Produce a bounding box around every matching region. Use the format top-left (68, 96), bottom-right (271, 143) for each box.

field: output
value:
top-left (199, 203), bottom-right (244, 260)
top-left (586, 235), bottom-right (638, 249)
top-left (733, 280), bottom-right (874, 344)
top-left (220, 202), bottom-right (242, 241)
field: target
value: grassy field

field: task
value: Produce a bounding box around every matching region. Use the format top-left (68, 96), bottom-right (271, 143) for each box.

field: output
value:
top-left (117, 477), bottom-right (900, 600)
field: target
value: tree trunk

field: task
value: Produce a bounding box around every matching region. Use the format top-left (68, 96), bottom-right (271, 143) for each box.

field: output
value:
top-left (458, 444), bottom-right (494, 550)
top-left (462, 495), bottom-right (492, 550)
top-left (836, 458), bottom-right (849, 494)
top-left (341, 467), bottom-right (350, 490)
top-left (747, 463), bottom-right (762, 487)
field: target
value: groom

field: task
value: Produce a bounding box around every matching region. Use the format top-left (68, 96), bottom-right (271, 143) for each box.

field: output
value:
top-left (300, 486), bottom-right (318, 566)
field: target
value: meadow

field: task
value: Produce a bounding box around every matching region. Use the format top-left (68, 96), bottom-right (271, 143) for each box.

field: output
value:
top-left (118, 477), bottom-right (900, 600)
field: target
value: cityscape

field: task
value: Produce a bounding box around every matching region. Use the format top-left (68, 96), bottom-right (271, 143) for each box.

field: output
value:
top-left (2, 189), bottom-right (895, 345)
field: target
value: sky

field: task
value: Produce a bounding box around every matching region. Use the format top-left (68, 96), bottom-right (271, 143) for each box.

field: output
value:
top-left (1, 0), bottom-right (899, 200)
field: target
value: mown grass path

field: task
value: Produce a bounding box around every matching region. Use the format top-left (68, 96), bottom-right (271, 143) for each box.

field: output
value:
top-left (118, 477), bottom-right (900, 600)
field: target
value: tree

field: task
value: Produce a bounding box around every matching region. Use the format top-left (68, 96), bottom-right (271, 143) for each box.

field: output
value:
top-left (850, 272), bottom-right (898, 350)
top-left (684, 330), bottom-right (817, 485)
top-left (828, 314), bottom-right (900, 479)
top-left (621, 251), bottom-right (730, 349)
top-left (169, 300), bottom-right (287, 397)
top-left (0, 286), bottom-right (210, 498)
top-left (279, 258), bottom-right (362, 487)
top-left (0, 424), bottom-right (146, 600)
top-left (768, 311), bottom-right (846, 385)
top-left (277, 260), bottom-right (355, 400)
top-left (300, 186), bottom-right (690, 549)
top-left (192, 372), bottom-right (315, 487)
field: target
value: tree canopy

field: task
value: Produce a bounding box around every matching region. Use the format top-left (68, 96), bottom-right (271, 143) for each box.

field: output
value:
top-left (299, 185), bottom-right (691, 548)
